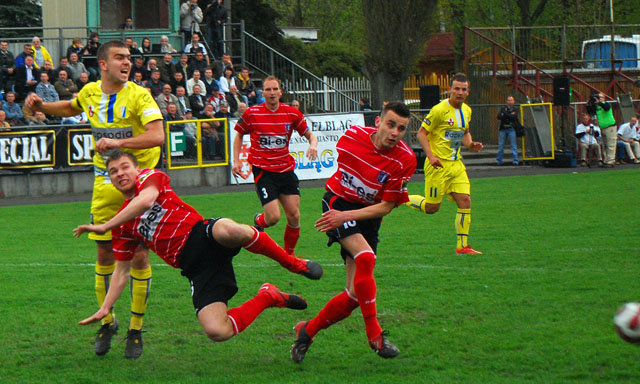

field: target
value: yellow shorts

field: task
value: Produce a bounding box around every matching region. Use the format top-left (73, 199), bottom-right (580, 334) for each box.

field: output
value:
top-left (89, 170), bottom-right (125, 241)
top-left (423, 159), bottom-right (470, 204)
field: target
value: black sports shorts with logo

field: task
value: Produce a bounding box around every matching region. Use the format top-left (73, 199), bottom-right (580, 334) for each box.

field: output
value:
top-left (178, 218), bottom-right (242, 315)
top-left (252, 166), bottom-right (300, 205)
top-left (321, 192), bottom-right (382, 261)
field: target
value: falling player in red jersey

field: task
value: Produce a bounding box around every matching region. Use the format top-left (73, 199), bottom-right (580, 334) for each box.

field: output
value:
top-left (232, 76), bottom-right (318, 259)
top-left (290, 101), bottom-right (417, 362)
top-left (74, 150), bottom-right (323, 344)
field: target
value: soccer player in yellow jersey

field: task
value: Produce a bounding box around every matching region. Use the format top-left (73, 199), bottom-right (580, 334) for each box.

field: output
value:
top-left (405, 73), bottom-right (484, 254)
top-left (25, 40), bottom-right (164, 358)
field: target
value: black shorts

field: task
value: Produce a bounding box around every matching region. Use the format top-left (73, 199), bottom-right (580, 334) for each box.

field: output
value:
top-left (178, 218), bottom-right (242, 315)
top-left (322, 192), bottom-right (382, 261)
top-left (253, 166), bottom-right (300, 205)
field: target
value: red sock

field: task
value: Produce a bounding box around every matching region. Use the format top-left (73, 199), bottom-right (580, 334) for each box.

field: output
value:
top-left (353, 251), bottom-right (382, 341)
top-left (255, 213), bottom-right (267, 228)
top-left (284, 224), bottom-right (300, 255)
top-left (226, 291), bottom-right (271, 335)
top-left (244, 229), bottom-right (301, 272)
top-left (305, 290), bottom-right (359, 338)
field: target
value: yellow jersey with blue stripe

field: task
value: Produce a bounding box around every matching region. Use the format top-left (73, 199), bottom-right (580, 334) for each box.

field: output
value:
top-left (420, 99), bottom-right (472, 161)
top-left (72, 81), bottom-right (163, 170)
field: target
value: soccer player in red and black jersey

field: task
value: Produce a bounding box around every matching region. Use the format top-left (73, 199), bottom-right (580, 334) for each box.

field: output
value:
top-left (74, 150), bottom-right (323, 346)
top-left (290, 101), bottom-right (417, 362)
top-left (232, 76), bottom-right (318, 260)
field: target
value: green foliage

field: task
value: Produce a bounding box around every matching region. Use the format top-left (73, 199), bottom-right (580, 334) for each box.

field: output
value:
top-left (232, 0), bottom-right (284, 48)
top-left (1, 169), bottom-right (640, 382)
top-left (280, 37), bottom-right (364, 77)
top-left (0, 0), bottom-right (42, 38)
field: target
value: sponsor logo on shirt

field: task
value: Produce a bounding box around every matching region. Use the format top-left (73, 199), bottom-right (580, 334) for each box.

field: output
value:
top-left (92, 126), bottom-right (134, 141)
top-left (137, 202), bottom-right (167, 242)
top-left (259, 134), bottom-right (288, 149)
top-left (340, 170), bottom-right (377, 202)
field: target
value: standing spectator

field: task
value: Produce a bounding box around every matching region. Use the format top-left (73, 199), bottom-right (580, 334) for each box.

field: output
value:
top-left (202, 68), bottom-right (219, 97)
top-left (171, 71), bottom-right (187, 95)
top-left (188, 51), bottom-right (209, 77)
top-left (31, 37), bottom-right (52, 69)
top-left (15, 44), bottom-right (33, 68)
top-left (56, 56), bottom-right (75, 81)
top-left (575, 112), bottom-right (602, 166)
top-left (0, 41), bottom-right (16, 93)
top-left (159, 35), bottom-right (177, 53)
top-left (232, 76), bottom-right (318, 256)
top-left (158, 53), bottom-right (176, 84)
top-left (2, 92), bottom-right (22, 125)
top-left (0, 110), bottom-right (11, 130)
top-left (175, 85), bottom-right (191, 115)
top-left (180, 0), bottom-right (203, 43)
top-left (496, 95), bottom-right (520, 166)
top-left (68, 52), bottom-right (89, 82)
top-left (54, 69), bottom-right (78, 100)
top-left (186, 69), bottom-right (206, 96)
top-left (235, 67), bottom-right (258, 106)
top-left (75, 72), bottom-right (90, 91)
top-left (83, 32), bottom-right (101, 81)
top-left (146, 69), bottom-right (165, 98)
top-left (119, 16), bottom-right (134, 30)
top-left (218, 66), bottom-right (235, 94)
top-left (205, 0), bottom-right (227, 60)
top-left (66, 37), bottom-right (84, 60)
top-left (226, 84), bottom-right (244, 115)
top-left (35, 72), bottom-right (59, 103)
top-left (188, 84), bottom-right (206, 117)
top-left (156, 84), bottom-right (179, 114)
top-left (15, 55), bottom-right (39, 102)
top-left (617, 116), bottom-right (640, 163)
top-left (589, 93), bottom-right (617, 167)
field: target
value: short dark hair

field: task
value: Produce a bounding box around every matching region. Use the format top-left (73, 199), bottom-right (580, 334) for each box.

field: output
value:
top-left (97, 40), bottom-right (128, 62)
top-left (450, 72), bottom-right (469, 86)
top-left (106, 149), bottom-right (138, 169)
top-left (381, 101), bottom-right (410, 119)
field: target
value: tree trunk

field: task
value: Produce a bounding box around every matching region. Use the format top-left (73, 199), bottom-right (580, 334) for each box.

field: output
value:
top-left (367, 71), bottom-right (406, 110)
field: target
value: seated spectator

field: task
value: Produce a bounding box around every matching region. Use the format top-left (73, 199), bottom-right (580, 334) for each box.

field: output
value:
top-left (29, 111), bottom-right (49, 126)
top-left (226, 84), bottom-right (244, 115)
top-left (175, 85), bottom-right (191, 115)
top-left (119, 16), bottom-right (134, 30)
top-left (54, 69), bottom-right (78, 100)
top-left (235, 66), bottom-right (259, 106)
top-left (291, 99), bottom-right (301, 110)
top-left (215, 100), bottom-right (232, 118)
top-left (15, 44), bottom-right (33, 69)
top-left (186, 69), bottom-right (206, 96)
top-left (40, 60), bottom-right (56, 82)
top-left (188, 51), bottom-right (208, 78)
top-left (575, 112), bottom-right (602, 166)
top-left (66, 37), bottom-right (84, 60)
top-left (221, 54), bottom-right (234, 72)
top-left (0, 110), bottom-right (11, 131)
top-left (68, 52), bottom-right (89, 82)
top-left (234, 102), bottom-right (248, 118)
top-left (207, 87), bottom-right (224, 112)
top-left (147, 58), bottom-right (159, 74)
top-left (188, 84), bottom-right (206, 117)
top-left (124, 37), bottom-right (142, 60)
top-left (75, 71), bottom-right (90, 91)
top-left (36, 72), bottom-right (59, 103)
top-left (171, 71), bottom-right (187, 95)
top-left (201, 104), bottom-right (223, 159)
top-left (218, 66), bottom-right (235, 94)
top-left (176, 54), bottom-right (189, 80)
top-left (2, 92), bottom-right (23, 125)
top-left (130, 56), bottom-right (149, 81)
top-left (15, 55), bottom-right (39, 102)
top-left (132, 71), bottom-right (145, 87)
top-left (0, 41), bottom-right (15, 94)
top-left (159, 35), bottom-right (177, 53)
top-left (31, 37), bottom-right (52, 69)
top-left (146, 69), bottom-right (165, 98)
top-left (182, 108), bottom-right (197, 157)
top-left (156, 84), bottom-right (179, 114)
top-left (184, 33), bottom-right (209, 61)
top-left (61, 94), bottom-right (88, 125)
top-left (158, 53), bottom-right (176, 84)
top-left (140, 37), bottom-right (153, 57)
top-left (202, 68), bottom-right (219, 97)
top-left (617, 116), bottom-right (640, 163)
top-left (82, 32), bottom-right (101, 80)
top-left (164, 102), bottom-right (184, 131)
top-left (56, 56), bottom-right (75, 81)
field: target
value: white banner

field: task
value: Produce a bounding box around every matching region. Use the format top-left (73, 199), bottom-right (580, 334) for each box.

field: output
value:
top-left (229, 112), bottom-right (365, 184)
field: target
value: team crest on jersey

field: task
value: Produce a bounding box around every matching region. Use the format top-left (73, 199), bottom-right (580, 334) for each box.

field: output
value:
top-left (285, 123), bottom-right (291, 132)
top-left (88, 105), bottom-right (95, 117)
top-left (377, 171), bottom-right (389, 184)
top-left (448, 118), bottom-right (455, 126)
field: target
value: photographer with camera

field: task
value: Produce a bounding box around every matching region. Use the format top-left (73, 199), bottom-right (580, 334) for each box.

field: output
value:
top-left (586, 92), bottom-right (617, 167)
top-left (180, 0), bottom-right (203, 44)
top-left (496, 95), bottom-right (520, 166)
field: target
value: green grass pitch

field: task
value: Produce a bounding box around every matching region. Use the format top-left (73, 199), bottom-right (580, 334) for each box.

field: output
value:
top-left (1, 169), bottom-right (639, 383)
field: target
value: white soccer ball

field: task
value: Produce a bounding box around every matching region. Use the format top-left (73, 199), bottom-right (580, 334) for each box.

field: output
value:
top-left (614, 302), bottom-right (640, 344)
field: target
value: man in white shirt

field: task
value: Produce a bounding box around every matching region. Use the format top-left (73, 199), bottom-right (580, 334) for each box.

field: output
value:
top-left (617, 116), bottom-right (640, 163)
top-left (186, 69), bottom-right (206, 96)
top-left (575, 113), bottom-right (602, 166)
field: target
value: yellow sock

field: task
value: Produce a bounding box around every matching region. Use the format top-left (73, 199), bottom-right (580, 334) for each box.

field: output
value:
top-left (456, 208), bottom-right (471, 249)
top-left (405, 194), bottom-right (427, 213)
top-left (129, 266), bottom-right (152, 331)
top-left (95, 262), bottom-right (116, 325)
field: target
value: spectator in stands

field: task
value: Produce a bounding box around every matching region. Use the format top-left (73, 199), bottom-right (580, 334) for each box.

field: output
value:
top-left (68, 52), bottom-right (89, 82)
top-left (29, 111), bottom-right (49, 126)
top-left (147, 58), bottom-right (159, 74)
top-left (617, 116), bottom-right (640, 163)
top-left (235, 67), bottom-right (259, 106)
top-left (40, 60), bottom-right (56, 83)
top-left (119, 16), bottom-right (134, 30)
top-left (176, 54), bottom-right (189, 80)
top-left (2, 92), bottom-right (22, 125)
top-left (164, 102), bottom-right (184, 132)
top-left (0, 41), bottom-right (15, 93)
top-left (66, 37), bottom-right (84, 59)
top-left (140, 37), bottom-right (153, 57)
top-left (131, 71), bottom-right (145, 87)
top-left (291, 100), bottom-right (300, 110)
top-left (207, 86), bottom-right (225, 112)
top-left (496, 95), bottom-right (520, 166)
top-left (31, 37), bottom-right (52, 69)
top-left (226, 84), bottom-right (244, 115)
top-left (54, 69), bottom-right (78, 100)
top-left (575, 112), bottom-right (602, 167)
top-left (234, 102), bottom-right (247, 118)
top-left (205, 0), bottom-right (227, 60)
top-left (171, 71), bottom-right (187, 95)
top-left (156, 84), bottom-right (179, 114)
top-left (158, 53), bottom-right (176, 84)
top-left (221, 54), bottom-right (234, 72)
top-left (175, 85), bottom-right (190, 115)
top-left (15, 55), bottom-right (39, 102)
top-left (159, 35), bottom-right (177, 53)
top-left (75, 71), bottom-right (90, 91)
top-left (186, 69), bottom-right (206, 96)
top-left (147, 69), bottom-right (165, 98)
top-left (61, 94), bottom-right (89, 125)
top-left (180, 0), bottom-right (203, 43)
top-left (0, 110), bottom-right (10, 130)
top-left (182, 108), bottom-right (197, 157)
top-left (188, 84), bottom-right (206, 117)
top-left (124, 37), bottom-right (141, 60)
top-left (15, 44), bottom-right (33, 68)
top-left (35, 72), bottom-right (59, 103)
top-left (359, 97), bottom-right (372, 111)
top-left (218, 66), bottom-right (235, 94)
top-left (202, 68), bottom-right (219, 97)
top-left (201, 104), bottom-right (222, 159)
top-left (56, 56), bottom-right (75, 81)
top-left (188, 51), bottom-right (208, 78)
top-left (83, 32), bottom-right (101, 81)
top-left (185, 33), bottom-right (209, 59)
top-left (130, 56), bottom-right (149, 81)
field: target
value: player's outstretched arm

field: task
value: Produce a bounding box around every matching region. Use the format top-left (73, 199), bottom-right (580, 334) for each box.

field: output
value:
top-left (25, 93), bottom-right (81, 117)
top-left (315, 200), bottom-right (396, 232)
top-left (303, 130), bottom-right (318, 160)
top-left (78, 260), bottom-right (131, 325)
